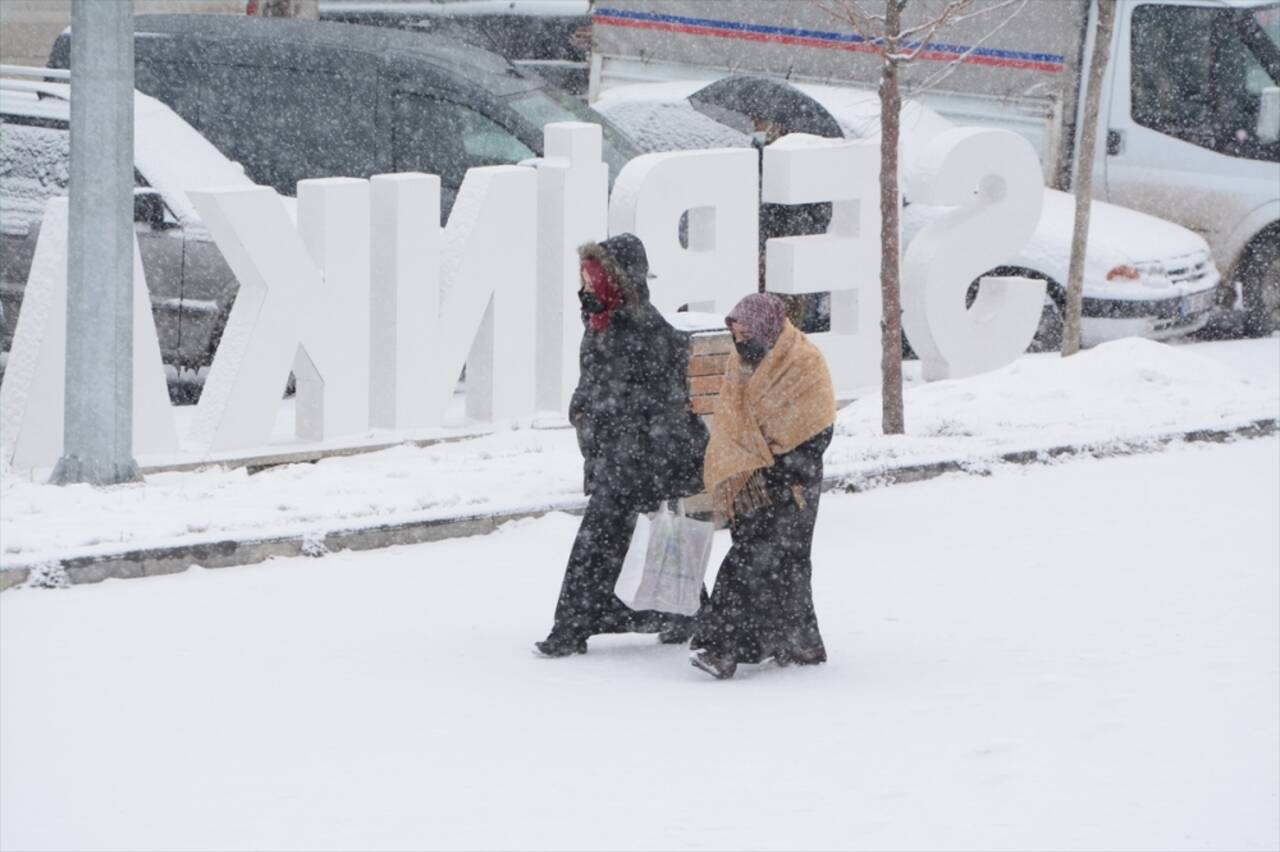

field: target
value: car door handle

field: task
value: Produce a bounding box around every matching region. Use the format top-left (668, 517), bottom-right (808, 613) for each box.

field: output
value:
top-left (1106, 129), bottom-right (1124, 156)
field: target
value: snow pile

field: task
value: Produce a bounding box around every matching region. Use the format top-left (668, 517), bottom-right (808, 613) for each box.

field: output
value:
top-left (1, 338), bottom-right (1275, 569)
top-left (830, 337), bottom-right (1278, 474)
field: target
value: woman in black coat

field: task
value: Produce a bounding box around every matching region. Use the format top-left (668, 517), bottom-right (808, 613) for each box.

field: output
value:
top-left (535, 234), bottom-right (709, 657)
top-left (690, 293), bottom-right (836, 679)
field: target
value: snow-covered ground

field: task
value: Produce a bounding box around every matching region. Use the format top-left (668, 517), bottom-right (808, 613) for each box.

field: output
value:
top-left (1, 337), bottom-right (1276, 570)
top-left (2, 437), bottom-right (1276, 851)
top-left (828, 336), bottom-right (1279, 472)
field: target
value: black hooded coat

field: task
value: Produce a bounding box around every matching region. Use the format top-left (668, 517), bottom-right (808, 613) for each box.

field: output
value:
top-left (547, 234), bottom-right (709, 643)
top-left (570, 234), bottom-right (708, 503)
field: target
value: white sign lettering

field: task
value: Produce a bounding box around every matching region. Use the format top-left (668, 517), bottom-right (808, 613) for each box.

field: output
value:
top-left (1, 123), bottom-right (1047, 469)
top-left (533, 123), bottom-right (608, 415)
top-left (608, 147), bottom-right (758, 314)
top-left (901, 127), bottom-right (1047, 380)
top-left (369, 173), bottom-right (440, 430)
top-left (0, 198), bottom-right (177, 469)
top-left (763, 134), bottom-right (885, 396)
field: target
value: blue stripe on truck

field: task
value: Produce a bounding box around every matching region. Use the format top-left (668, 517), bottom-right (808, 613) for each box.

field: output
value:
top-left (594, 7), bottom-right (1067, 72)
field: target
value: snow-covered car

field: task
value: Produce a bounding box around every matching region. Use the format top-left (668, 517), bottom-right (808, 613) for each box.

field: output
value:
top-left (595, 80), bottom-right (1223, 351)
top-left (904, 188), bottom-right (1220, 349)
top-left (0, 72), bottom-right (254, 387)
top-left (319, 0), bottom-right (593, 94)
top-left (48, 15), bottom-right (644, 217)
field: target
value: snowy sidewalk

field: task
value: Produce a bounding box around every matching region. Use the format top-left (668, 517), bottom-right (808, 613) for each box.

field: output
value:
top-left (2, 337), bottom-right (1276, 584)
top-left (2, 439), bottom-right (1276, 850)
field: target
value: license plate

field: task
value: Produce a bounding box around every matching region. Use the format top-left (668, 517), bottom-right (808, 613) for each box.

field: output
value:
top-left (1179, 291), bottom-right (1215, 319)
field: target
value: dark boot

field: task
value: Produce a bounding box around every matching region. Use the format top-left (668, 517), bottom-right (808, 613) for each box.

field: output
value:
top-left (657, 616), bottom-right (696, 645)
top-left (775, 646), bottom-right (826, 667)
top-left (690, 649), bottom-right (737, 679)
top-left (533, 635), bottom-right (587, 658)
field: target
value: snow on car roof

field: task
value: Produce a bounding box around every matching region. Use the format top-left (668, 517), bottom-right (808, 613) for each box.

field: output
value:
top-left (595, 77), bottom-right (955, 165)
top-left (0, 79), bottom-right (253, 225)
top-left (321, 0), bottom-right (589, 14)
top-left (125, 15), bottom-right (542, 98)
top-left (593, 98), bottom-right (751, 152)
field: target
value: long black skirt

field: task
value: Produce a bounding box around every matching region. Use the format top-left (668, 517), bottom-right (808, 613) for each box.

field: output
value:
top-left (691, 476), bottom-right (826, 664)
top-left (547, 487), bottom-right (693, 643)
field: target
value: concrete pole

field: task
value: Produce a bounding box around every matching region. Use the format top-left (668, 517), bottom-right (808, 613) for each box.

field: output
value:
top-left (50, 0), bottom-right (140, 485)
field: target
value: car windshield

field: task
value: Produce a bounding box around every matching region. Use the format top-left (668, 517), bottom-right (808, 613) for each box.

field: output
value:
top-left (507, 88), bottom-right (642, 181)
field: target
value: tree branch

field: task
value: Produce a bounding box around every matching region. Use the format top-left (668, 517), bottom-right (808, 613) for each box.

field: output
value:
top-left (946, 0), bottom-right (1032, 25)
top-left (897, 0), bottom-right (974, 40)
top-left (908, 0), bottom-right (1030, 95)
top-left (820, 0), bottom-right (888, 53)
top-left (898, 0), bottom-right (976, 60)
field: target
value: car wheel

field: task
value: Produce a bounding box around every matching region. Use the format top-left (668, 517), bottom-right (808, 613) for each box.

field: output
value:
top-left (1026, 292), bottom-right (1065, 353)
top-left (967, 268), bottom-right (1063, 353)
top-left (1241, 233), bottom-right (1280, 337)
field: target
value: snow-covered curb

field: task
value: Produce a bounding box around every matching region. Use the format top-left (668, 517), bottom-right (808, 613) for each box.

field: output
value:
top-left (3, 337), bottom-right (1275, 586)
top-left (4, 416), bottom-right (1274, 592)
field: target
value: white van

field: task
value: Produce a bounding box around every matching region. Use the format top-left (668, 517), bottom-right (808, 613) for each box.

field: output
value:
top-left (1101, 0), bottom-right (1278, 333)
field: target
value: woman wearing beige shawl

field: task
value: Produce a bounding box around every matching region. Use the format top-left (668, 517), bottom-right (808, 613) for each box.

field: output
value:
top-left (690, 293), bottom-right (837, 679)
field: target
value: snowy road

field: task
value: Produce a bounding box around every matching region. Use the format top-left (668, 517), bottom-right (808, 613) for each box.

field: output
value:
top-left (2, 438), bottom-right (1277, 850)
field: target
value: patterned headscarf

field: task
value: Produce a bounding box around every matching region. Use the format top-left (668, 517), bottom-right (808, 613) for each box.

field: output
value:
top-left (725, 293), bottom-right (787, 349)
top-left (581, 257), bottom-right (625, 332)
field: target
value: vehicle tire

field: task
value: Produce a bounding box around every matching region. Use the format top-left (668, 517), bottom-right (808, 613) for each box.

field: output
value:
top-left (966, 268), bottom-right (1064, 353)
top-left (1026, 290), bottom-right (1066, 353)
top-left (1240, 231), bottom-right (1280, 337)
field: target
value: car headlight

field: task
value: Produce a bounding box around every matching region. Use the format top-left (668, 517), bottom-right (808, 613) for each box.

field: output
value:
top-left (1105, 264), bottom-right (1140, 282)
top-left (1105, 261), bottom-right (1170, 284)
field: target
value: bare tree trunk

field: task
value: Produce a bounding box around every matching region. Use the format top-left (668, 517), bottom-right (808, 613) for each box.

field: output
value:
top-left (1062, 0), bottom-right (1116, 357)
top-left (879, 0), bottom-right (905, 434)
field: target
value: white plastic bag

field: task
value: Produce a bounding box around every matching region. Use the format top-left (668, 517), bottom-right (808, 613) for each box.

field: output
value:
top-left (615, 500), bottom-right (714, 616)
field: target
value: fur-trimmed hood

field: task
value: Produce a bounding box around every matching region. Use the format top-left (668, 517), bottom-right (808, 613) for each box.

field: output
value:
top-left (570, 230), bottom-right (709, 505)
top-left (578, 234), bottom-right (652, 311)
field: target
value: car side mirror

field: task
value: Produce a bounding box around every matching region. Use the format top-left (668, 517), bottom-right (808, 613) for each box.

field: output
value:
top-left (1258, 86), bottom-right (1280, 144)
top-left (133, 188), bottom-right (169, 228)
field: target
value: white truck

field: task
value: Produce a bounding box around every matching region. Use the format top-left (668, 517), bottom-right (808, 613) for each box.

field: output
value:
top-left (587, 0), bottom-right (1280, 335)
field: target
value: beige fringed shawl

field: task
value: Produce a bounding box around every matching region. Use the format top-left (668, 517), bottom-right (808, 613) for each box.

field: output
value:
top-left (703, 320), bottom-right (837, 522)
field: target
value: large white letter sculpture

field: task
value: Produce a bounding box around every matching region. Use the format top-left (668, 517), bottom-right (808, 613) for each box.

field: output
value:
top-left (0, 122), bottom-right (1066, 472)
top-left (901, 127), bottom-right (1046, 380)
top-left (426, 165), bottom-right (538, 425)
top-left (608, 148), bottom-right (758, 313)
top-left (532, 123), bottom-right (608, 415)
top-left (0, 197), bottom-right (177, 469)
top-left (763, 134), bottom-right (884, 396)
top-left (369, 173), bottom-right (440, 429)
top-left (188, 179), bottom-right (371, 452)
top-left (190, 165), bottom-right (537, 448)
top-left (296, 178), bottom-right (372, 439)
top-left (367, 166), bottom-right (538, 426)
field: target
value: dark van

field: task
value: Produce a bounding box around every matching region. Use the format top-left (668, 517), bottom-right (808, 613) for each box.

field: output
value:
top-left (48, 14), bottom-right (640, 212)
